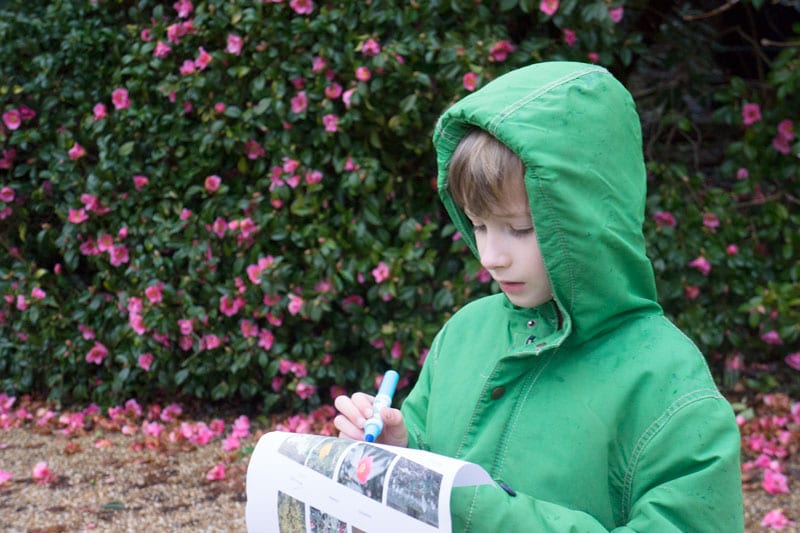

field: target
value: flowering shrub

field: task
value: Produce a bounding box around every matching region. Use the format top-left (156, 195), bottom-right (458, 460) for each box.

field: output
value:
top-left (0, 0), bottom-right (798, 410)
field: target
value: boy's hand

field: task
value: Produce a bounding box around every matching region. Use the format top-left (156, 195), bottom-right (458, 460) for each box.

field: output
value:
top-left (333, 392), bottom-right (409, 448)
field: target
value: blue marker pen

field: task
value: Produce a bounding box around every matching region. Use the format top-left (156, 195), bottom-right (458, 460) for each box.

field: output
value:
top-left (363, 370), bottom-right (399, 443)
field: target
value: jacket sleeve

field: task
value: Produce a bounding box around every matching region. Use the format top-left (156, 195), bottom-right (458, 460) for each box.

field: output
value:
top-left (400, 329), bottom-right (440, 451)
top-left (450, 396), bottom-right (744, 532)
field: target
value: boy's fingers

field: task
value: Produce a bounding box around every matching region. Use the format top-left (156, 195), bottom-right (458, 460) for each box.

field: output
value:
top-left (333, 414), bottom-right (363, 440)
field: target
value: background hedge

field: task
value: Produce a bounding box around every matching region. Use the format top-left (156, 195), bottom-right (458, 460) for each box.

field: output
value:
top-left (1, 0), bottom-right (798, 412)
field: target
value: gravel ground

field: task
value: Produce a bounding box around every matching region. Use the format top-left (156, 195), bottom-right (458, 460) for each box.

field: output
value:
top-left (1, 406), bottom-right (799, 532)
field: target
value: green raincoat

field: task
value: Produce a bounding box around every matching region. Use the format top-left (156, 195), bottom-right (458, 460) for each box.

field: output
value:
top-left (401, 62), bottom-right (744, 531)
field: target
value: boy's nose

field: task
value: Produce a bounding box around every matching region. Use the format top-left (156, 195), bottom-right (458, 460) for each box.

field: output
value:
top-left (479, 238), bottom-right (511, 270)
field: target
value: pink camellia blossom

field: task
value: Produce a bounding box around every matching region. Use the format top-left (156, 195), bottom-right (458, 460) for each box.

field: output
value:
top-left (361, 38), bottom-right (381, 57)
top-left (306, 169), bottom-right (323, 184)
top-left (588, 52), bottom-right (600, 64)
top-left (174, 0), bottom-right (193, 18)
top-left (211, 217), bottom-right (227, 238)
top-left (688, 256), bottom-right (711, 276)
top-left (702, 212), bottom-right (719, 229)
top-left (736, 167), bottom-right (749, 180)
top-left (206, 463), bottom-right (226, 481)
top-left (258, 329), bottom-right (275, 350)
top-left (763, 468), bottom-right (790, 494)
top-left (31, 288), bottom-right (46, 300)
top-left (786, 353), bottom-right (800, 371)
top-left (138, 352), bottom-right (154, 371)
top-left (342, 88), bottom-right (356, 108)
top-left (153, 41), bottom-right (172, 58)
top-left (2, 109), bottom-right (21, 130)
top-left (223, 435), bottom-right (241, 451)
top-left (68, 142), bottom-right (86, 160)
top-left (289, 0), bottom-right (313, 15)
top-left (355, 66), bottom-right (371, 82)
top-left (608, 6), bottom-right (624, 23)
top-left (145, 283), bottom-right (163, 303)
top-left (112, 88), bottom-right (130, 110)
top-left (312, 56), bottom-right (327, 73)
top-left (291, 91), bottom-right (308, 114)
top-left (0, 186), bottom-right (14, 203)
top-left (140, 28), bottom-right (152, 42)
top-left (244, 139), bottom-right (265, 160)
top-left (86, 341), bottom-right (109, 365)
top-left (324, 82), bottom-right (342, 99)
top-left (205, 175), bottom-right (221, 193)
top-left (109, 245), bottom-right (130, 266)
top-left (179, 59), bottom-right (196, 76)
top-left (489, 40), bottom-right (515, 62)
top-left (201, 334), bottom-right (221, 350)
top-left (16, 294), bottom-right (28, 311)
top-left (563, 28), bottom-right (577, 47)
top-left (68, 208), bottom-right (88, 224)
top-left (220, 295), bottom-right (244, 317)
top-left (132, 174), bottom-right (149, 191)
top-left (226, 34), bottom-right (243, 55)
top-left (539, 0), bottom-right (558, 16)
top-left (742, 102), bottom-right (761, 126)
top-left (726, 244), bottom-right (739, 255)
top-left (296, 382), bottom-right (317, 400)
top-left (322, 114), bottom-right (339, 132)
top-left (92, 103), bottom-right (107, 121)
top-left (0, 470), bottom-right (12, 484)
top-left (0, 148), bottom-right (16, 170)
top-left (372, 261), bottom-right (390, 283)
top-left (32, 461), bottom-right (54, 484)
top-left (178, 318), bottom-right (193, 335)
top-left (194, 47), bottom-right (212, 70)
top-left (653, 211), bottom-right (676, 227)
top-left (214, 102), bottom-right (226, 113)
top-left (463, 72), bottom-right (477, 91)
top-left (761, 330), bottom-right (783, 346)
top-left (761, 509), bottom-right (794, 530)
top-left (288, 294), bottom-right (304, 316)
top-left (684, 285), bottom-right (700, 300)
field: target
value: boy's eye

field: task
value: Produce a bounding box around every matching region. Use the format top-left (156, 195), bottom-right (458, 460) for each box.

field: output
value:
top-left (511, 226), bottom-right (534, 236)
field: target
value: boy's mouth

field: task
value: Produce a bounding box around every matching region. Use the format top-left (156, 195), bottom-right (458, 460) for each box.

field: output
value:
top-left (498, 281), bottom-right (525, 294)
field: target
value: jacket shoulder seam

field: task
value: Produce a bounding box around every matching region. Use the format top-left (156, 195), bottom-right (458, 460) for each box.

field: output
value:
top-left (621, 388), bottom-right (723, 521)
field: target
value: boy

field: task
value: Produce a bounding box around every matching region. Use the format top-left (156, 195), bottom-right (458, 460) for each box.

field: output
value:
top-left (334, 62), bottom-right (744, 531)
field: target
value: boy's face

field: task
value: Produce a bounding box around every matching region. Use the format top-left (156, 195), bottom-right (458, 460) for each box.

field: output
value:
top-left (465, 188), bottom-right (552, 309)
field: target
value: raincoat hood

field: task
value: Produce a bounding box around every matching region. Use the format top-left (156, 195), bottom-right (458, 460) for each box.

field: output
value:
top-left (433, 62), bottom-right (662, 347)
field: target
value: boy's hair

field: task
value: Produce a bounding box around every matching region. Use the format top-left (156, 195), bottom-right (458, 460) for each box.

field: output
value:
top-left (447, 128), bottom-right (526, 216)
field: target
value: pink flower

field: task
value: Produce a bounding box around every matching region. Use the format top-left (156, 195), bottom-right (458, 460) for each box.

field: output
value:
top-left (178, 318), bottom-right (193, 335)
top-left (761, 509), bottom-right (794, 530)
top-left (226, 34), bottom-right (243, 55)
top-left (489, 40), bottom-right (515, 62)
top-left (138, 352), bottom-right (154, 371)
top-left (289, 0), bottom-right (313, 15)
top-left (92, 103), bottom-right (107, 121)
top-left (291, 91), bottom-right (308, 113)
top-left (86, 341), bottom-right (109, 365)
top-left (2, 109), bottom-right (21, 130)
top-left (372, 261), bottom-right (390, 283)
top-left (653, 211), bottom-right (676, 227)
top-left (343, 88), bottom-right (356, 108)
top-left (179, 59), bottom-right (196, 76)
top-left (133, 174), bottom-right (149, 191)
top-left (726, 244), bottom-right (739, 255)
top-left (355, 66), bottom-right (371, 82)
top-left (786, 353), bottom-right (800, 371)
top-left (110, 245), bottom-right (129, 266)
top-left (194, 47), bottom-right (212, 70)
top-left (173, 0), bottom-right (193, 18)
top-left (772, 135), bottom-right (791, 155)
top-left (142, 420), bottom-right (164, 437)
top-left (324, 82), bottom-right (342, 99)
top-left (145, 283), bottom-right (163, 303)
top-left (742, 102), bottom-right (761, 126)
top-left (306, 169), bottom-right (323, 184)
top-left (0, 470), bottom-right (12, 484)
top-left (153, 41), bottom-right (172, 58)
top-left (356, 455), bottom-right (373, 484)
top-left (244, 139), bottom-right (265, 159)
top-left (68, 142), bottom-right (86, 160)
top-left (702, 212), bottom-right (719, 229)
top-left (763, 468), bottom-right (789, 494)
top-left (563, 28), bottom-right (577, 47)
top-left (312, 56), bottom-right (327, 73)
top-left (361, 38), bottom-right (381, 56)
top-left (296, 382), bottom-right (316, 400)
top-left (736, 167), bottom-right (749, 180)
top-left (219, 295), bottom-right (244, 317)
top-left (0, 186), bottom-right (14, 203)
top-left (463, 72), bottom-right (477, 91)
top-left (214, 102), bottom-right (226, 113)
top-left (201, 334), bottom-right (221, 350)
top-left (688, 256), bottom-right (711, 276)
top-left (205, 175), bottom-right (221, 193)
top-left (608, 6), bottom-right (624, 23)
top-left (31, 287), bottom-right (46, 300)
top-left (112, 88), bottom-right (130, 110)
top-left (539, 0), bottom-right (558, 16)
top-left (588, 52), bottom-right (600, 64)
top-left (761, 330), bottom-right (783, 346)
top-left (322, 114), bottom-right (339, 132)
top-left (206, 463), bottom-right (226, 481)
top-left (32, 461), bottom-right (54, 484)
top-left (288, 294), bottom-right (304, 316)
top-left (223, 435), bottom-right (241, 451)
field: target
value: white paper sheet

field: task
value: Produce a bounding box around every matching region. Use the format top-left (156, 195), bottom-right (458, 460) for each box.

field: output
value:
top-left (246, 431), bottom-right (493, 532)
